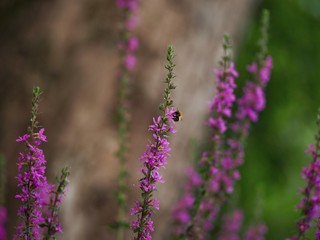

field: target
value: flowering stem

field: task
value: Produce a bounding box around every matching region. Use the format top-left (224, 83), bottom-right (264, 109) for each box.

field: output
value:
top-left (114, 1), bottom-right (141, 239)
top-left (290, 109), bottom-right (320, 240)
top-left (179, 35), bottom-right (235, 239)
top-left (173, 10), bottom-right (272, 238)
top-left (15, 86), bottom-right (49, 240)
top-left (131, 45), bottom-right (178, 240)
top-left (43, 167), bottom-right (70, 240)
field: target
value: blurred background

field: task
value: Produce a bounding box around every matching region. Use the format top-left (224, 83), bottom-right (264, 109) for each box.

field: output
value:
top-left (1, 0), bottom-right (320, 239)
top-left (237, 0), bottom-right (320, 239)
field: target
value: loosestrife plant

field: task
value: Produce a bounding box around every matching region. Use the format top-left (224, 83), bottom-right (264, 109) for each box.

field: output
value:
top-left (173, 10), bottom-right (272, 240)
top-left (172, 34), bottom-right (239, 239)
top-left (41, 167), bottom-right (70, 240)
top-left (114, 0), bottom-right (141, 238)
top-left (130, 45), bottom-right (179, 240)
top-left (15, 86), bottom-right (69, 240)
top-left (217, 209), bottom-right (243, 240)
top-left (15, 87), bottom-right (50, 239)
top-left (287, 110), bottom-right (320, 240)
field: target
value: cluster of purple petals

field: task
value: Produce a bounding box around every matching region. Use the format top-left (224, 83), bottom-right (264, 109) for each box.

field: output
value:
top-left (208, 63), bottom-right (238, 124)
top-left (244, 224), bottom-right (267, 240)
top-left (42, 183), bottom-right (64, 236)
top-left (172, 63), bottom-right (239, 236)
top-left (173, 56), bottom-right (273, 237)
top-left (236, 56), bottom-right (272, 127)
top-left (116, 0), bottom-right (140, 71)
top-left (207, 63), bottom-right (240, 196)
top-left (15, 128), bottom-right (49, 240)
top-left (131, 107), bottom-right (177, 240)
top-left (0, 207), bottom-right (7, 240)
top-left (172, 166), bottom-right (202, 234)
top-left (287, 144), bottom-right (320, 239)
top-left (217, 209), bottom-right (243, 240)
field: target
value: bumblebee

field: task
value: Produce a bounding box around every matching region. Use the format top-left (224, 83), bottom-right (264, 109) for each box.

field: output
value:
top-left (172, 110), bottom-right (182, 122)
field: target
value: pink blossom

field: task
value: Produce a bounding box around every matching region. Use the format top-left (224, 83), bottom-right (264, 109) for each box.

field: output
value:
top-left (126, 15), bottom-right (139, 30)
top-left (128, 36), bottom-right (139, 51)
top-left (124, 54), bottom-right (136, 71)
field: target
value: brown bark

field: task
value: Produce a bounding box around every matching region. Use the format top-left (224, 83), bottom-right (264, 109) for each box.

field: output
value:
top-left (0, 0), bottom-right (257, 239)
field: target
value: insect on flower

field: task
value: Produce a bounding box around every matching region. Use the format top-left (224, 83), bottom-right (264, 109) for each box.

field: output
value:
top-left (172, 110), bottom-right (182, 122)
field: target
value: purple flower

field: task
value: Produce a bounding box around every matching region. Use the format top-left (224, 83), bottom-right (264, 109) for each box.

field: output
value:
top-left (217, 209), bottom-right (243, 240)
top-left (236, 82), bottom-right (265, 122)
top-left (16, 133), bottom-right (30, 143)
top-left (126, 15), bottom-right (139, 30)
top-left (37, 128), bottom-right (47, 142)
top-left (172, 61), bottom-right (239, 237)
top-left (244, 224), bottom-right (268, 240)
top-left (116, 0), bottom-right (126, 9)
top-left (186, 167), bottom-right (202, 187)
top-left (124, 54), bottom-right (137, 71)
top-left (41, 167), bottom-right (69, 239)
top-left (247, 62), bottom-right (258, 73)
top-left (116, 0), bottom-right (139, 11)
top-left (15, 128), bottom-right (49, 240)
top-left (130, 46), bottom-right (177, 238)
top-left (131, 107), bottom-right (177, 239)
top-left (288, 116), bottom-right (320, 239)
top-left (173, 52), bottom-right (272, 239)
top-left (208, 117), bottom-right (227, 133)
top-left (259, 56), bottom-right (273, 85)
top-left (128, 36), bottom-right (139, 51)
top-left (236, 56), bottom-right (272, 125)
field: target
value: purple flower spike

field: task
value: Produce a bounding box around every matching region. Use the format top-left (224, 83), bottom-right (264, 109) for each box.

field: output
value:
top-left (131, 46), bottom-right (178, 240)
top-left (125, 54), bottom-right (137, 71)
top-left (16, 134), bottom-right (30, 143)
top-left (15, 128), bottom-right (49, 240)
top-left (172, 30), bottom-right (272, 238)
top-left (244, 224), bottom-right (268, 240)
top-left (217, 209), bottom-right (243, 240)
top-left (288, 112), bottom-right (320, 239)
top-left (128, 36), bottom-right (139, 51)
top-left (131, 108), bottom-right (177, 239)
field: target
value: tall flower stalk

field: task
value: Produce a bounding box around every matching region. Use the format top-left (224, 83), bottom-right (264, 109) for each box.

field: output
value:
top-left (287, 110), bottom-right (320, 240)
top-left (42, 167), bottom-right (70, 240)
top-left (15, 86), bottom-right (69, 240)
top-left (172, 10), bottom-right (272, 240)
top-left (114, 1), bottom-right (141, 239)
top-left (15, 87), bottom-right (49, 239)
top-left (130, 46), bottom-right (179, 240)
top-left (172, 34), bottom-right (238, 239)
